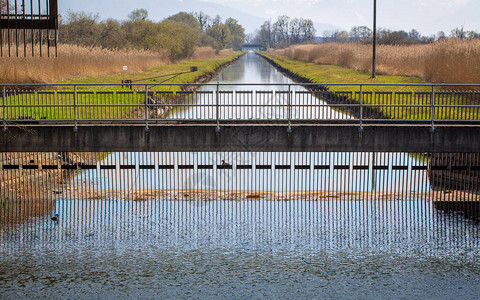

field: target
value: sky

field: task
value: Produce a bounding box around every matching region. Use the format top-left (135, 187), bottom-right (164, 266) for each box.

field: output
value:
top-left (60, 0), bottom-right (480, 35)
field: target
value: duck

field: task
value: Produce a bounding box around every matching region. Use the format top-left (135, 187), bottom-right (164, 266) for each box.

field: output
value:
top-left (221, 160), bottom-right (231, 166)
top-left (51, 214), bottom-right (59, 222)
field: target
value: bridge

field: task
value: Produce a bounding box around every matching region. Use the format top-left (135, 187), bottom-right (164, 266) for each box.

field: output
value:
top-left (1, 83), bottom-right (480, 152)
top-left (242, 44), bottom-right (265, 51)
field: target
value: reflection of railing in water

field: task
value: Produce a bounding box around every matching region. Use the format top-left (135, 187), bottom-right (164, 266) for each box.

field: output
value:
top-left (1, 152), bottom-right (479, 227)
top-left (0, 151), bottom-right (98, 226)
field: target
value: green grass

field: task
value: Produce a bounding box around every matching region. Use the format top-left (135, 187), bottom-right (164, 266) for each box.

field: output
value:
top-left (259, 52), bottom-right (480, 120)
top-left (61, 52), bottom-right (244, 91)
top-left (1, 52), bottom-right (244, 120)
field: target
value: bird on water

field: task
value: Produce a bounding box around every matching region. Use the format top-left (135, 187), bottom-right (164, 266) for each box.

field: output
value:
top-left (51, 214), bottom-right (59, 222)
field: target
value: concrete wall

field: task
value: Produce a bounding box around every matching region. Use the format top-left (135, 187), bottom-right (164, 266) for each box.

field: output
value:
top-left (2, 125), bottom-right (480, 152)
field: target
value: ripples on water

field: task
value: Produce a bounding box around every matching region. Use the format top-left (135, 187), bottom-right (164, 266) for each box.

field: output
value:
top-left (2, 199), bottom-right (480, 299)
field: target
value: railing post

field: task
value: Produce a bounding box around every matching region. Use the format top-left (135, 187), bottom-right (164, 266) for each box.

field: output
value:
top-left (2, 86), bottom-right (6, 132)
top-left (430, 85), bottom-right (435, 133)
top-left (216, 82), bottom-right (220, 133)
top-left (73, 85), bottom-right (78, 133)
top-left (145, 85), bottom-right (150, 132)
top-left (359, 85), bottom-right (364, 132)
top-left (287, 84), bottom-right (292, 133)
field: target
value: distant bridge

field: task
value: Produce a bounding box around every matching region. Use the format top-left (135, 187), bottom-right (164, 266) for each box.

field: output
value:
top-left (242, 44), bottom-right (265, 51)
top-left (1, 83), bottom-right (480, 152)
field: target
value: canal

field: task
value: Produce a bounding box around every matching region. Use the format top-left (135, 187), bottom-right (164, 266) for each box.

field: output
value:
top-left (1, 52), bottom-right (480, 299)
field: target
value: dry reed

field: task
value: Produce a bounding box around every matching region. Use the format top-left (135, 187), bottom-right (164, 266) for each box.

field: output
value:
top-left (271, 39), bottom-right (480, 84)
top-left (0, 45), bottom-right (228, 84)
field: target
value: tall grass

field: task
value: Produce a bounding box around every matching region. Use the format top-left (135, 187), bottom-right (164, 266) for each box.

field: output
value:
top-left (271, 39), bottom-right (480, 84)
top-left (0, 45), bottom-right (225, 84)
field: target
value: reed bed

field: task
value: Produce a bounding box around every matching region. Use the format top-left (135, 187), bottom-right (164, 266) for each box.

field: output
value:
top-left (0, 45), bottom-right (226, 84)
top-left (271, 39), bottom-right (480, 84)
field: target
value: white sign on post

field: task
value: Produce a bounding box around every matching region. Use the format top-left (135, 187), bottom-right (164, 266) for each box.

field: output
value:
top-left (123, 66), bottom-right (128, 71)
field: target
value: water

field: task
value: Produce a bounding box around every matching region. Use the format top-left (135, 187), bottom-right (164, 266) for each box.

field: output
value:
top-left (1, 52), bottom-right (480, 299)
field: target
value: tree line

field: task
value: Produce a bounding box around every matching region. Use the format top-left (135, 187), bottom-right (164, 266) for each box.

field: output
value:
top-left (58, 9), bottom-right (245, 60)
top-left (323, 26), bottom-right (480, 45)
top-left (249, 16), bottom-right (316, 48)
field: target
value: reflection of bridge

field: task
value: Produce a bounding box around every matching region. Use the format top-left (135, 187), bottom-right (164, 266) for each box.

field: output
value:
top-left (1, 83), bottom-right (480, 152)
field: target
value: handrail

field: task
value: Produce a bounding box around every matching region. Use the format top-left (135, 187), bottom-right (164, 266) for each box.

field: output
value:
top-left (1, 83), bottom-right (480, 131)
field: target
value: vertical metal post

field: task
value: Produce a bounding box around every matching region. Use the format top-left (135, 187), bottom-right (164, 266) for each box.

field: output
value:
top-left (287, 84), bottom-right (292, 133)
top-left (15, 0), bottom-right (19, 57)
top-left (2, 86), bottom-right (7, 132)
top-left (430, 85), bottom-right (435, 132)
top-left (216, 82), bottom-right (220, 133)
top-left (145, 85), bottom-right (150, 132)
top-left (73, 85), bottom-right (78, 132)
top-left (31, 0), bottom-right (34, 57)
top-left (359, 85), bottom-right (364, 132)
top-left (7, 0), bottom-right (11, 57)
top-left (372, 0), bottom-right (377, 78)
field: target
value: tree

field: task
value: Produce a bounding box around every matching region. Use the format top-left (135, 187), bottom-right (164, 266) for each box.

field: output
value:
top-left (273, 15), bottom-right (290, 46)
top-left (256, 20), bottom-right (273, 48)
top-left (337, 30), bottom-right (350, 43)
top-left (128, 8), bottom-right (148, 21)
top-left (408, 29), bottom-right (421, 41)
top-left (193, 11), bottom-right (211, 32)
top-left (168, 12), bottom-right (202, 32)
top-left (225, 18), bottom-right (245, 50)
top-left (59, 11), bottom-right (101, 46)
top-left (436, 31), bottom-right (446, 40)
top-left (206, 23), bottom-right (232, 49)
top-left (211, 15), bottom-right (222, 26)
top-left (155, 20), bottom-right (198, 60)
top-left (289, 18), bottom-right (301, 44)
top-left (451, 27), bottom-right (465, 39)
top-left (299, 18), bottom-right (316, 42)
top-left (350, 26), bottom-right (372, 42)
top-left (98, 19), bottom-right (127, 49)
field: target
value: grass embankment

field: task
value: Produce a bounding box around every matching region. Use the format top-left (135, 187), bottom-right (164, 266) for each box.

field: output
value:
top-left (62, 49), bottom-right (239, 90)
top-left (258, 52), bottom-right (479, 120)
top-left (1, 49), bottom-right (244, 120)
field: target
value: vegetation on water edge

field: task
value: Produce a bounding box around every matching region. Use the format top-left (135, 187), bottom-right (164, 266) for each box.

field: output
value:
top-left (258, 52), bottom-right (480, 120)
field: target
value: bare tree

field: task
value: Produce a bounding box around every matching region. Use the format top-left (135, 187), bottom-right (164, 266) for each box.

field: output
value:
top-left (273, 15), bottom-right (290, 46)
top-left (289, 18), bottom-right (301, 44)
top-left (193, 11), bottom-right (211, 32)
top-left (299, 18), bottom-right (316, 42)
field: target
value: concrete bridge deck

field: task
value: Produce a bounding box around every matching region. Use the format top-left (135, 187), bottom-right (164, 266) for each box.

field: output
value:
top-left (2, 124), bottom-right (479, 152)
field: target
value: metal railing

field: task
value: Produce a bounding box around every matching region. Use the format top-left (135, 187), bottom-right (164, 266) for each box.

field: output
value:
top-left (1, 83), bottom-right (480, 131)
